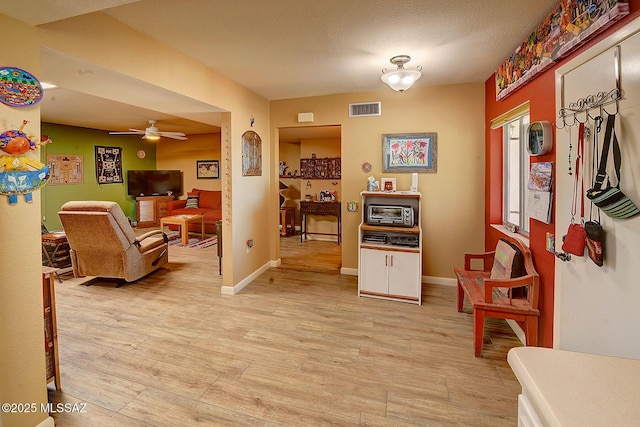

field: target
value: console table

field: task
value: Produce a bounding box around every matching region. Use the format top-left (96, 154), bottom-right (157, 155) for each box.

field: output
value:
top-left (300, 201), bottom-right (341, 244)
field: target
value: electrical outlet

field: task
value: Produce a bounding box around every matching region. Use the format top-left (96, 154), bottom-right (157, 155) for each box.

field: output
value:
top-left (246, 239), bottom-right (253, 252)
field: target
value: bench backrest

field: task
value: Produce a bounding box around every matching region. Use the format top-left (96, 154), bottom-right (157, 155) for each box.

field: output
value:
top-left (499, 236), bottom-right (540, 310)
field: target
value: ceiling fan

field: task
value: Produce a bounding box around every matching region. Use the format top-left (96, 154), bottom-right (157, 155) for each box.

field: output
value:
top-left (109, 120), bottom-right (187, 141)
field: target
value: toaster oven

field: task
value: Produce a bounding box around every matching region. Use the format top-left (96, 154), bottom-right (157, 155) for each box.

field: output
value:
top-left (367, 204), bottom-right (414, 227)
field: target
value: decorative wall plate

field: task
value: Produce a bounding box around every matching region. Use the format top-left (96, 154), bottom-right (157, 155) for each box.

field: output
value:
top-left (136, 149), bottom-right (146, 159)
top-left (361, 162), bottom-right (372, 173)
top-left (0, 67), bottom-right (44, 107)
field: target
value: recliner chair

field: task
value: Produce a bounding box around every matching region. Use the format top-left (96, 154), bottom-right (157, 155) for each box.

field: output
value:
top-left (59, 201), bottom-right (168, 285)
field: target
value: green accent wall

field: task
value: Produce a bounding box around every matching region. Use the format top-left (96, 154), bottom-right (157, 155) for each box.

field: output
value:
top-left (40, 123), bottom-right (157, 230)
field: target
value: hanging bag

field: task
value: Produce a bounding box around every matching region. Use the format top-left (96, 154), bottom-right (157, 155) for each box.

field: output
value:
top-left (586, 114), bottom-right (640, 219)
top-left (585, 219), bottom-right (604, 266)
top-left (585, 115), bottom-right (604, 267)
top-left (562, 122), bottom-right (586, 256)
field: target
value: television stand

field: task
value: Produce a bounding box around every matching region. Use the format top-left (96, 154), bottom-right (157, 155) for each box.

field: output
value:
top-left (136, 195), bottom-right (174, 228)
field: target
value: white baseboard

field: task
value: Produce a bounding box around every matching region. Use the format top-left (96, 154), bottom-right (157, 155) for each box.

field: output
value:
top-left (423, 275), bottom-right (457, 286)
top-left (506, 319), bottom-right (526, 344)
top-left (340, 267), bottom-right (358, 276)
top-left (221, 260), bottom-right (273, 295)
top-left (37, 417), bottom-right (55, 427)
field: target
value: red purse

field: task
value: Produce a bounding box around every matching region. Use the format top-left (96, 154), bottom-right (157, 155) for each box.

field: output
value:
top-left (562, 222), bottom-right (586, 256)
top-left (561, 123), bottom-right (586, 257)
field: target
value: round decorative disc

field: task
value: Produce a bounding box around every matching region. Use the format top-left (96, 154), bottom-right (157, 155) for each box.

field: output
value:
top-left (136, 149), bottom-right (146, 159)
top-left (361, 162), bottom-right (372, 173)
top-left (0, 67), bottom-right (44, 107)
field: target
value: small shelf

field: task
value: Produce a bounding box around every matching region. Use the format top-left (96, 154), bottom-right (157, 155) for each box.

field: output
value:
top-left (360, 191), bottom-right (421, 199)
top-left (360, 224), bottom-right (420, 234)
top-left (360, 243), bottom-right (420, 252)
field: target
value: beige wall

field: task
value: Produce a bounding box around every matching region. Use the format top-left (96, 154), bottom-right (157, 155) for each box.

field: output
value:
top-left (271, 84), bottom-right (486, 279)
top-left (157, 133), bottom-right (222, 196)
top-left (0, 15), bottom-right (50, 427)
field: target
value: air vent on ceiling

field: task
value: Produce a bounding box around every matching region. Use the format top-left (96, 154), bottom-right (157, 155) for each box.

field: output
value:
top-left (349, 102), bottom-right (381, 117)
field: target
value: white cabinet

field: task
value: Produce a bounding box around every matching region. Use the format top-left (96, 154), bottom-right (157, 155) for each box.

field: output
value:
top-left (360, 248), bottom-right (420, 299)
top-left (358, 191), bottom-right (422, 304)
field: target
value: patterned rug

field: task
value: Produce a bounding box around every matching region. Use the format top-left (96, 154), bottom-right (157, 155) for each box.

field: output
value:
top-left (165, 231), bottom-right (217, 248)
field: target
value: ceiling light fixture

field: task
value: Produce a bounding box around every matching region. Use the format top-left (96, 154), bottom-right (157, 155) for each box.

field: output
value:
top-left (381, 55), bottom-right (422, 93)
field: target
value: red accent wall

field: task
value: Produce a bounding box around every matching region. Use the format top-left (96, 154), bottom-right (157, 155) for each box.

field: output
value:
top-left (484, 2), bottom-right (640, 348)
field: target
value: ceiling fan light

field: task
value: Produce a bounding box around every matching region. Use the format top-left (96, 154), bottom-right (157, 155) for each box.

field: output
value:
top-left (144, 134), bottom-right (160, 141)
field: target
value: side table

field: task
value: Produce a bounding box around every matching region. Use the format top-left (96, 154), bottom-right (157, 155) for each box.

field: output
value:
top-left (160, 214), bottom-right (204, 246)
top-left (279, 206), bottom-right (296, 236)
top-left (300, 201), bottom-right (341, 244)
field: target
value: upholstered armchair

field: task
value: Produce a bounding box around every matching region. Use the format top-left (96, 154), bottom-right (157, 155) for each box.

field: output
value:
top-left (58, 201), bottom-right (168, 284)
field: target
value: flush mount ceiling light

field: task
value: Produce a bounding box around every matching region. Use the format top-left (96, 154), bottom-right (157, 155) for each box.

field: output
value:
top-left (381, 55), bottom-right (422, 93)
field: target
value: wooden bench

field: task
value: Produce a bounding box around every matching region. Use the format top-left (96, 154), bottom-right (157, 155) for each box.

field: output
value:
top-left (454, 236), bottom-right (540, 357)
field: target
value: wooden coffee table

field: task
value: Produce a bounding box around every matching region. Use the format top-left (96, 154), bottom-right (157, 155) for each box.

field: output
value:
top-left (160, 214), bottom-right (204, 246)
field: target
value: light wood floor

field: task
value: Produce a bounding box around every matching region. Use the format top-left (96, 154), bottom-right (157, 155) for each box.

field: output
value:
top-left (49, 235), bottom-right (523, 426)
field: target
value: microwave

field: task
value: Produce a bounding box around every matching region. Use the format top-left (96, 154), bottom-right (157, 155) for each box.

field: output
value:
top-left (367, 205), bottom-right (414, 227)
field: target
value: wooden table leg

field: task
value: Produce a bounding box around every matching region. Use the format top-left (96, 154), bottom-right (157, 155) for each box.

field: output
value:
top-left (280, 209), bottom-right (286, 237)
top-left (180, 221), bottom-right (188, 246)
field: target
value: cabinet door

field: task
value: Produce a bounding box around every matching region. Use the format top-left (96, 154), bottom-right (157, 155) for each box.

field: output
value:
top-left (137, 198), bottom-right (157, 226)
top-left (388, 251), bottom-right (421, 298)
top-left (157, 197), bottom-right (170, 218)
top-left (360, 248), bottom-right (389, 294)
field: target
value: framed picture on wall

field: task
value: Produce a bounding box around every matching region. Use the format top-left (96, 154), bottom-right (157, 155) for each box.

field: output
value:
top-left (242, 130), bottom-right (262, 176)
top-left (197, 160), bottom-right (220, 179)
top-left (382, 132), bottom-right (437, 173)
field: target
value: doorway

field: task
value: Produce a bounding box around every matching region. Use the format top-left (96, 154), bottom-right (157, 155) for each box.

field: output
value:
top-left (278, 125), bottom-right (342, 272)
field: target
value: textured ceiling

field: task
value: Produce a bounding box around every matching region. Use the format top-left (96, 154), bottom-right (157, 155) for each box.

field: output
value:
top-left (1, 0), bottom-right (559, 136)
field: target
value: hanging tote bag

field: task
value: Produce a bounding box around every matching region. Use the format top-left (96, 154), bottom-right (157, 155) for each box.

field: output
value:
top-left (585, 115), bottom-right (605, 267)
top-left (562, 122), bottom-right (587, 256)
top-left (586, 114), bottom-right (640, 219)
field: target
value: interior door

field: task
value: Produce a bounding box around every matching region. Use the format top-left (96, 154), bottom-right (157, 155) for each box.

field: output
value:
top-left (555, 29), bottom-right (640, 358)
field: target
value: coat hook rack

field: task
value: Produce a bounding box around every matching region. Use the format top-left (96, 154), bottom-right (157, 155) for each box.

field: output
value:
top-left (559, 87), bottom-right (622, 118)
top-left (556, 45), bottom-right (622, 129)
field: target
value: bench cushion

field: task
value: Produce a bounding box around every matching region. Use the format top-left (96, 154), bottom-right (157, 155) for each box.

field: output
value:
top-left (491, 238), bottom-right (524, 279)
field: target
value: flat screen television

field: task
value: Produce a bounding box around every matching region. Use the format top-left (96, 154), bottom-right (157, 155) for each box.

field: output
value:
top-left (127, 170), bottom-right (183, 197)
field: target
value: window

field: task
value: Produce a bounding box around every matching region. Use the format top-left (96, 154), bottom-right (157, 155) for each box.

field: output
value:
top-left (503, 113), bottom-right (530, 234)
